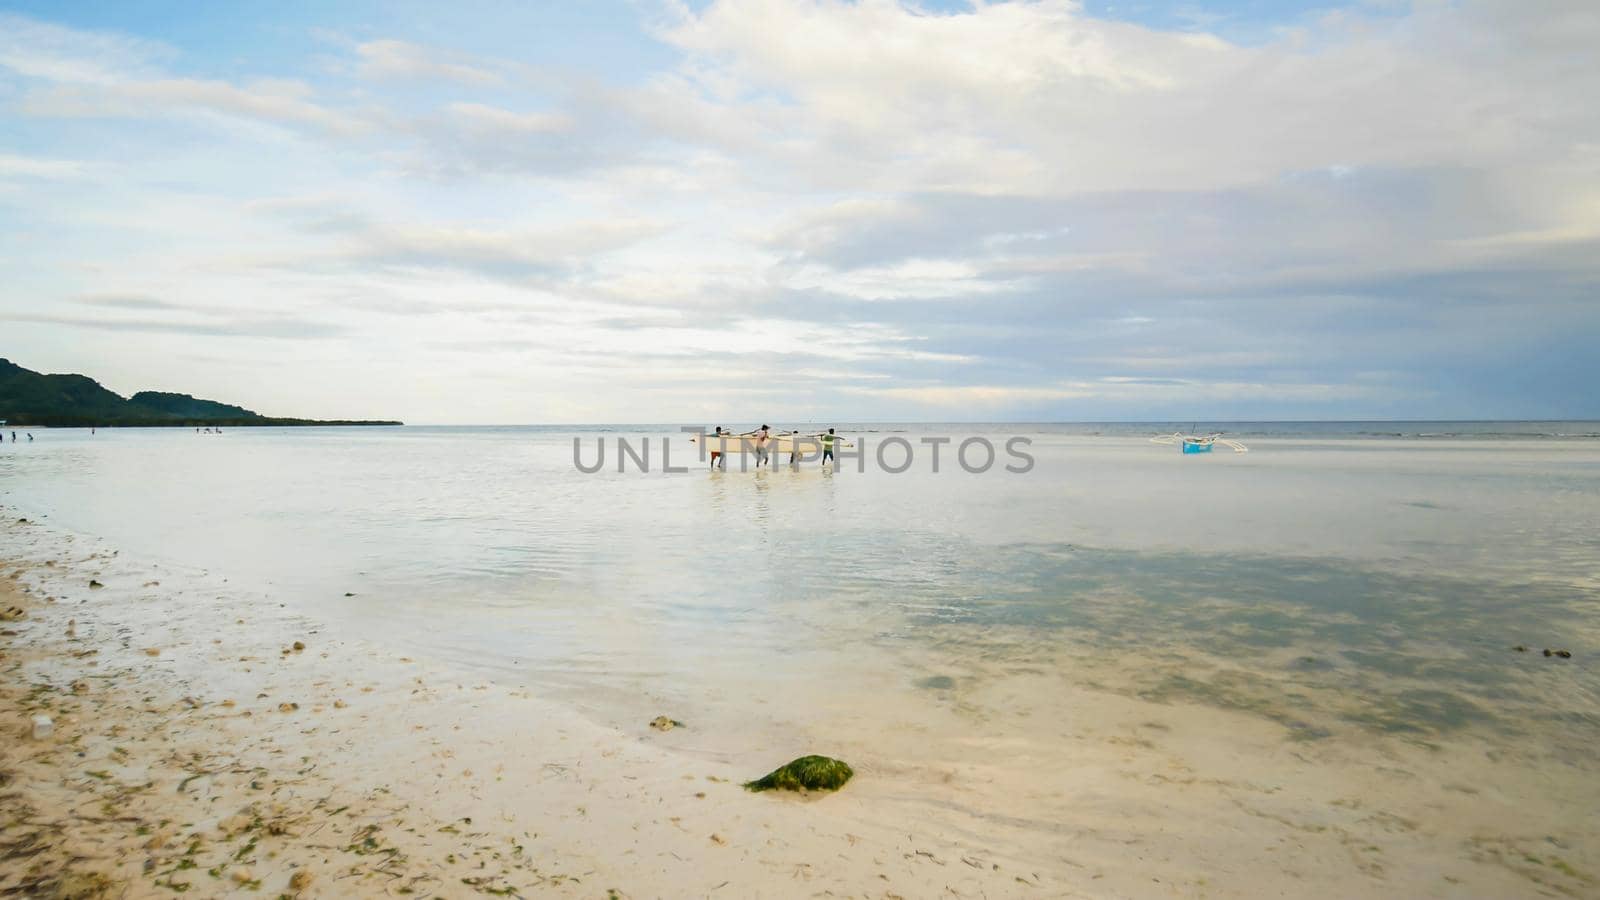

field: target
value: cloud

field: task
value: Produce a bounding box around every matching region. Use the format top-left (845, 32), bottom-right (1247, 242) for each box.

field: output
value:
top-left (318, 219), bottom-right (669, 281)
top-left (784, 256), bottom-right (1025, 301)
top-left (0, 153), bottom-right (90, 179)
top-left (0, 12), bottom-right (167, 84)
top-left (445, 102), bottom-right (569, 134)
top-left (72, 294), bottom-right (186, 311)
top-left (383, 103), bottom-right (617, 179)
top-left (354, 40), bottom-right (503, 86)
top-left (847, 376), bottom-right (1405, 413)
top-left (20, 78), bottom-right (364, 136)
top-left (759, 162), bottom-right (1600, 315)
top-left (654, 0), bottom-right (1600, 195)
top-left (2, 312), bottom-right (346, 339)
top-left (1, 13), bottom-right (364, 137)
top-left (0, 15), bottom-right (670, 180)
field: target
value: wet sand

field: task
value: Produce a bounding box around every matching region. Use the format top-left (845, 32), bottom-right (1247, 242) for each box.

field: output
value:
top-left (3, 512), bottom-right (1596, 898)
top-left (1, 515), bottom-right (1076, 898)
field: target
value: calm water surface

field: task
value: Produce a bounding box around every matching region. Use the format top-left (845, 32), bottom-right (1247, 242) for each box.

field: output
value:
top-left (2, 423), bottom-right (1598, 760)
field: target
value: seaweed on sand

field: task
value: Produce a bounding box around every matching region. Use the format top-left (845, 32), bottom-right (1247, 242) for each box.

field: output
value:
top-left (743, 756), bottom-right (853, 793)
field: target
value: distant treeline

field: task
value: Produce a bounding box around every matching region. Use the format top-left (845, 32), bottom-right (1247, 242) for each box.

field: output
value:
top-left (0, 358), bottom-right (401, 427)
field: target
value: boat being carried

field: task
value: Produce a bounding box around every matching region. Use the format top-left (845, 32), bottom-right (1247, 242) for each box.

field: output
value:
top-left (690, 430), bottom-right (855, 454)
top-left (1150, 432), bottom-right (1248, 454)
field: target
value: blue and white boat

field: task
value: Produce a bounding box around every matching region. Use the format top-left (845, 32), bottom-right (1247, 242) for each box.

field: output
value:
top-left (1150, 432), bottom-right (1249, 454)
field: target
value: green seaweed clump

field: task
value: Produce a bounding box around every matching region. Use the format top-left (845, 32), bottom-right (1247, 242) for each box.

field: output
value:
top-left (743, 755), bottom-right (854, 793)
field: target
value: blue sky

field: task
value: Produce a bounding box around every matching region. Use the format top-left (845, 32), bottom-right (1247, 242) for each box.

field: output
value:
top-left (2, 0), bottom-right (1597, 423)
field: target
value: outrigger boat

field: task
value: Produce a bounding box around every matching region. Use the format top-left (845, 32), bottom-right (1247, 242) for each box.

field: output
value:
top-left (690, 431), bottom-right (854, 453)
top-left (1150, 432), bottom-right (1248, 454)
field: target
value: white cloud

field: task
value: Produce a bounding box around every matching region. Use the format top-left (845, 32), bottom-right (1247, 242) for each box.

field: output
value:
top-left (0, 153), bottom-right (90, 179)
top-left (654, 0), bottom-right (1600, 195)
top-left (0, 12), bottom-right (167, 84)
top-left (354, 40), bottom-right (503, 86)
top-left (333, 219), bottom-right (669, 274)
top-left (446, 102), bottom-right (569, 134)
top-left (785, 257), bottom-right (1021, 300)
top-left (0, 17), bottom-right (365, 137)
top-left (21, 78), bottom-right (365, 135)
top-left (851, 376), bottom-right (1401, 411)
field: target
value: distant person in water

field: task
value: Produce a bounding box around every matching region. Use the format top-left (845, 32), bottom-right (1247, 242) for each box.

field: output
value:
top-left (26, 433), bottom-right (33, 441)
top-left (821, 428), bottom-right (837, 467)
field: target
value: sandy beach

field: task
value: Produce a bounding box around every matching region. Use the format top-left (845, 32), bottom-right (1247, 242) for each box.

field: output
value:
top-left (5, 497), bottom-right (1597, 899)
top-left (2, 512), bottom-right (1084, 899)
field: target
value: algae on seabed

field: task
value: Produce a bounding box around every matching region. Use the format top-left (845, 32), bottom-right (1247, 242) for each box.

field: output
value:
top-left (743, 755), bottom-right (854, 793)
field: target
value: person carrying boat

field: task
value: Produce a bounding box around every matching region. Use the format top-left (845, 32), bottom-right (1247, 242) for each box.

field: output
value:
top-left (754, 424), bottom-right (771, 467)
top-left (820, 428), bottom-right (837, 466)
top-left (708, 426), bottom-right (727, 470)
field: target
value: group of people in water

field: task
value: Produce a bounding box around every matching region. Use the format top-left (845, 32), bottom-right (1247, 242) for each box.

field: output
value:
top-left (703, 425), bottom-right (839, 470)
top-left (7, 431), bottom-right (33, 442)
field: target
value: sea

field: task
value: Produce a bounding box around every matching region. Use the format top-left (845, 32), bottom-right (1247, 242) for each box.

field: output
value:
top-left (3, 421), bottom-right (1598, 888)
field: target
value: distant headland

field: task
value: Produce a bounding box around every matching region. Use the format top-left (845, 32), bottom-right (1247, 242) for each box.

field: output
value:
top-left (0, 358), bottom-right (402, 427)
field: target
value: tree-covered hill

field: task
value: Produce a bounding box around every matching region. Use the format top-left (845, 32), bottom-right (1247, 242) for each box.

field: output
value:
top-left (0, 358), bottom-right (401, 427)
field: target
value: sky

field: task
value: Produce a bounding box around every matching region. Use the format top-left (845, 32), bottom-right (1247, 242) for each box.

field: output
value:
top-left (1, 0), bottom-right (1597, 424)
